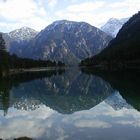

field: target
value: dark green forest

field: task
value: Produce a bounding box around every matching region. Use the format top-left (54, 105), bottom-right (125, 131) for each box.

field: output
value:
top-left (0, 34), bottom-right (65, 77)
top-left (80, 12), bottom-right (140, 70)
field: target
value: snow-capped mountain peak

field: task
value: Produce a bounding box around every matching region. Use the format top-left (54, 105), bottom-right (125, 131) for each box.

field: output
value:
top-left (26, 20), bottom-right (112, 65)
top-left (108, 18), bottom-right (121, 23)
top-left (43, 20), bottom-right (93, 32)
top-left (8, 26), bottom-right (38, 41)
top-left (101, 17), bottom-right (129, 37)
top-left (105, 91), bottom-right (132, 110)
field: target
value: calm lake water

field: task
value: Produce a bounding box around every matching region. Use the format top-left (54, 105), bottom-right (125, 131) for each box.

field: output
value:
top-left (0, 68), bottom-right (140, 140)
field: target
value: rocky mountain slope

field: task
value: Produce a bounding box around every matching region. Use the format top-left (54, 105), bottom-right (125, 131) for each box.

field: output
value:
top-left (4, 20), bottom-right (112, 65)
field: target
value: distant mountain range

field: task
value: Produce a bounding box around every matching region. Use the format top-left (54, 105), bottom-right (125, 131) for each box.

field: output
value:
top-left (101, 18), bottom-right (129, 37)
top-left (2, 20), bottom-right (112, 65)
top-left (80, 12), bottom-right (140, 70)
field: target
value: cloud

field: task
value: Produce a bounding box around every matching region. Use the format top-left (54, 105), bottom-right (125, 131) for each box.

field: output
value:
top-left (0, 0), bottom-right (140, 32)
top-left (55, 1), bottom-right (106, 26)
top-left (0, 0), bottom-right (49, 32)
top-left (109, 0), bottom-right (140, 9)
top-left (0, 105), bottom-right (56, 139)
top-left (0, 91), bottom-right (140, 139)
top-left (108, 0), bottom-right (140, 17)
top-left (48, 0), bottom-right (58, 8)
top-left (75, 120), bottom-right (111, 128)
top-left (116, 119), bottom-right (140, 128)
top-left (0, 0), bottom-right (37, 20)
top-left (66, 1), bottom-right (105, 12)
top-left (55, 0), bottom-right (140, 27)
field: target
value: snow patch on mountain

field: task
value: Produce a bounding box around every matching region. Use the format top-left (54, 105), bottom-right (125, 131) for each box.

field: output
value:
top-left (101, 18), bottom-right (129, 37)
top-left (8, 26), bottom-right (38, 41)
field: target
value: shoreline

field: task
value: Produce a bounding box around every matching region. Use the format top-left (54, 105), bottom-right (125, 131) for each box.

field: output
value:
top-left (1, 67), bottom-right (66, 78)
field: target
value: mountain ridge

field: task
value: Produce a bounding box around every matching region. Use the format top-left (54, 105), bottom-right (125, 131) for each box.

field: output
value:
top-left (16, 20), bottom-right (112, 65)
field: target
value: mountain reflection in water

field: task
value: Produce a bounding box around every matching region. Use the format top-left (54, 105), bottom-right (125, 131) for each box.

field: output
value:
top-left (0, 68), bottom-right (140, 140)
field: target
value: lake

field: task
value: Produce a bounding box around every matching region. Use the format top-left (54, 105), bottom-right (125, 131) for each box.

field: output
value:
top-left (0, 68), bottom-right (140, 140)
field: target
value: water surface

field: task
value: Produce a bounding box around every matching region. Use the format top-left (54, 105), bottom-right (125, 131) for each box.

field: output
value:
top-left (0, 68), bottom-right (140, 140)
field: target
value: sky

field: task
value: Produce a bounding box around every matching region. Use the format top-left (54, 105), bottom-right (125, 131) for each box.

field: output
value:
top-left (0, 0), bottom-right (140, 32)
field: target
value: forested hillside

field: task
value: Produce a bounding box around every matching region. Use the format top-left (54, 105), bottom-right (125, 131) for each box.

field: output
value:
top-left (80, 12), bottom-right (140, 70)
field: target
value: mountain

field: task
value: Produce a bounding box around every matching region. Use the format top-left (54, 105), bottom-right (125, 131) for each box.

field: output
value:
top-left (105, 91), bottom-right (132, 110)
top-left (9, 20), bottom-right (112, 65)
top-left (101, 18), bottom-right (129, 37)
top-left (2, 27), bottom-right (38, 56)
top-left (80, 12), bottom-right (140, 69)
top-left (0, 33), bottom-right (62, 77)
top-left (0, 68), bottom-right (113, 114)
top-left (81, 68), bottom-right (140, 111)
top-left (7, 26), bottom-right (38, 41)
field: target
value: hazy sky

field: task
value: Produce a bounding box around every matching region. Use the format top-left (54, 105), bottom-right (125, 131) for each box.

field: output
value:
top-left (0, 0), bottom-right (140, 32)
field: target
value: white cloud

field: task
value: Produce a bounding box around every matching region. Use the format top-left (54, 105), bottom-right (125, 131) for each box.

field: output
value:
top-left (0, 91), bottom-right (140, 139)
top-left (0, 0), bottom-right (48, 32)
top-left (0, 0), bottom-right (140, 32)
top-left (66, 1), bottom-right (105, 12)
top-left (0, 105), bottom-right (56, 139)
top-left (55, 0), bottom-right (140, 27)
top-left (75, 120), bottom-right (111, 128)
top-left (20, 17), bottom-right (51, 31)
top-left (116, 120), bottom-right (140, 127)
top-left (108, 0), bottom-right (140, 17)
top-left (0, 22), bottom-right (17, 33)
top-left (0, 0), bottom-right (37, 20)
top-left (109, 0), bottom-right (140, 9)
top-left (48, 0), bottom-right (58, 8)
